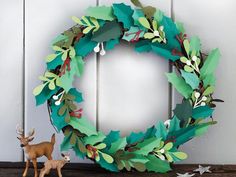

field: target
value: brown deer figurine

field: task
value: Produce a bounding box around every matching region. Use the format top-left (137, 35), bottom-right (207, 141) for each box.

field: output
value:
top-left (16, 125), bottom-right (56, 177)
top-left (39, 153), bottom-right (70, 177)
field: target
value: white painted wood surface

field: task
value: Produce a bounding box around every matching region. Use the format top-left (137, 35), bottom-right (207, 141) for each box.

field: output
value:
top-left (98, 0), bottom-right (171, 136)
top-left (0, 0), bottom-right (23, 161)
top-left (0, 0), bottom-right (235, 164)
top-left (173, 0), bottom-right (236, 164)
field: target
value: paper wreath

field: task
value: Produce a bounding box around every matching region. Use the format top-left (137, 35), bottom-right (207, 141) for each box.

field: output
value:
top-left (33, 0), bottom-right (222, 173)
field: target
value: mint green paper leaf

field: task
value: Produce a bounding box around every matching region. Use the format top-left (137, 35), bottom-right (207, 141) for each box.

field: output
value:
top-left (192, 106), bottom-right (214, 119)
top-left (84, 131), bottom-right (105, 145)
top-left (203, 74), bottom-right (216, 88)
top-left (146, 155), bottom-right (171, 173)
top-left (176, 22), bottom-right (185, 34)
top-left (166, 72), bottom-right (193, 98)
top-left (75, 34), bottom-right (97, 57)
top-left (135, 137), bottom-right (161, 156)
top-left (112, 3), bottom-right (134, 29)
top-left (152, 45), bottom-right (179, 61)
top-left (91, 21), bottom-right (122, 43)
top-left (69, 117), bottom-right (97, 136)
top-left (122, 26), bottom-right (144, 42)
top-left (155, 121), bottom-right (167, 140)
top-left (108, 137), bottom-right (127, 154)
top-left (173, 99), bottom-right (192, 124)
top-left (181, 70), bottom-right (200, 89)
top-left (190, 36), bottom-right (201, 53)
top-left (86, 6), bottom-right (115, 21)
top-left (154, 9), bottom-right (164, 23)
top-left (195, 125), bottom-right (209, 136)
top-left (200, 48), bottom-right (220, 79)
top-left (169, 116), bottom-right (181, 133)
top-left (105, 38), bottom-right (120, 50)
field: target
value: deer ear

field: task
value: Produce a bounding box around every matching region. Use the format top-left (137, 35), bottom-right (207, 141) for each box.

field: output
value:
top-left (61, 153), bottom-right (65, 157)
top-left (17, 137), bottom-right (21, 140)
top-left (28, 137), bottom-right (34, 142)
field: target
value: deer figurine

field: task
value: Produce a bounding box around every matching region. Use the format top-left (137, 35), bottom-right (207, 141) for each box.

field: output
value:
top-left (16, 125), bottom-right (56, 177)
top-left (39, 153), bottom-right (70, 177)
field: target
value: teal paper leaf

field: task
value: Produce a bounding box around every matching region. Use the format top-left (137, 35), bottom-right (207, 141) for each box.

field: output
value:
top-left (134, 137), bottom-right (161, 156)
top-left (97, 156), bottom-right (119, 172)
top-left (46, 53), bottom-right (63, 70)
top-left (61, 132), bottom-right (73, 151)
top-left (105, 38), bottom-right (120, 50)
top-left (146, 155), bottom-right (171, 173)
top-left (69, 117), bottom-right (97, 136)
top-left (169, 116), bottom-right (181, 133)
top-left (166, 72), bottom-right (193, 99)
top-left (75, 34), bottom-right (98, 57)
top-left (152, 44), bottom-right (179, 61)
top-left (112, 3), bottom-right (134, 29)
top-left (143, 126), bottom-right (157, 139)
top-left (192, 106), bottom-right (214, 119)
top-left (155, 121), bottom-right (167, 140)
top-left (135, 40), bottom-right (152, 53)
top-left (181, 70), bottom-right (200, 89)
top-left (173, 99), bottom-right (192, 124)
top-left (35, 86), bottom-right (59, 106)
top-left (200, 48), bottom-right (220, 79)
top-left (86, 6), bottom-right (115, 21)
top-left (91, 21), bottom-right (122, 43)
top-left (132, 9), bottom-right (146, 30)
top-left (127, 132), bottom-right (144, 144)
top-left (122, 26), bottom-right (145, 42)
top-left (103, 131), bottom-right (120, 148)
top-left (68, 88), bottom-right (83, 103)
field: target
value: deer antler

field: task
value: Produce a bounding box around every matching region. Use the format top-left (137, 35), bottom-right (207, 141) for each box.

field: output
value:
top-left (16, 124), bottom-right (24, 137)
top-left (26, 128), bottom-right (35, 138)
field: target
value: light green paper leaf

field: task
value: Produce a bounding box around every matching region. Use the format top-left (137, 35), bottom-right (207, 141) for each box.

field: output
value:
top-left (84, 131), bottom-right (105, 145)
top-left (138, 17), bottom-right (150, 29)
top-left (172, 152), bottom-right (188, 160)
top-left (135, 137), bottom-right (161, 156)
top-left (183, 39), bottom-right (190, 55)
top-left (154, 9), bottom-right (164, 23)
top-left (112, 3), bottom-right (134, 29)
top-left (86, 6), bottom-right (115, 21)
top-left (181, 70), bottom-right (200, 89)
top-left (146, 155), bottom-right (171, 173)
top-left (33, 83), bottom-right (46, 96)
top-left (46, 54), bottom-right (57, 62)
top-left (200, 48), bottom-right (221, 79)
top-left (166, 72), bottom-right (193, 99)
top-left (69, 117), bottom-right (97, 136)
top-left (203, 74), bottom-right (216, 88)
top-left (195, 126), bottom-right (209, 136)
top-left (101, 152), bottom-right (114, 163)
top-left (203, 86), bottom-right (215, 96)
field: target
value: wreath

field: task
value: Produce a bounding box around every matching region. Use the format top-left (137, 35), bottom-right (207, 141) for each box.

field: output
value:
top-left (33, 0), bottom-right (222, 173)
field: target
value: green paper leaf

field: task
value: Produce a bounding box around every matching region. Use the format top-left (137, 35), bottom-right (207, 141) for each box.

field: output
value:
top-left (146, 155), bottom-right (171, 173)
top-left (192, 106), bottom-right (214, 119)
top-left (203, 74), bottom-right (216, 88)
top-left (132, 9), bottom-right (145, 30)
top-left (195, 125), bottom-right (209, 136)
top-left (69, 117), bottom-right (97, 136)
top-left (112, 3), bottom-right (134, 29)
top-left (86, 6), bottom-right (115, 21)
top-left (98, 156), bottom-right (119, 172)
top-left (108, 138), bottom-right (127, 154)
top-left (154, 9), bottom-right (164, 23)
top-left (183, 40), bottom-right (190, 55)
top-left (142, 6), bottom-right (156, 20)
top-left (122, 26), bottom-right (144, 42)
top-left (200, 48), bottom-right (220, 79)
top-left (181, 70), bottom-right (200, 89)
top-left (135, 137), bottom-right (161, 156)
top-left (103, 131), bottom-right (120, 147)
top-left (91, 21), bottom-right (122, 42)
top-left (173, 99), bottom-right (192, 123)
top-left (169, 116), bottom-right (181, 133)
top-left (166, 72), bottom-right (193, 98)
top-left (75, 34), bottom-right (98, 57)
top-left (131, 0), bottom-right (143, 8)
top-left (175, 22), bottom-right (185, 34)
top-left (84, 131), bottom-right (105, 145)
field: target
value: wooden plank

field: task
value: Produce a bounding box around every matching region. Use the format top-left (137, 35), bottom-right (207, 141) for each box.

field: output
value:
top-left (1, 163), bottom-right (236, 177)
top-left (173, 0), bottom-right (236, 163)
top-left (24, 0), bottom-right (97, 163)
top-left (98, 0), bottom-right (172, 136)
top-left (0, 0), bottom-right (23, 161)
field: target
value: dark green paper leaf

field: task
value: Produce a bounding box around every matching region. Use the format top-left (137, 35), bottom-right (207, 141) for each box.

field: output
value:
top-left (192, 106), bottom-right (214, 119)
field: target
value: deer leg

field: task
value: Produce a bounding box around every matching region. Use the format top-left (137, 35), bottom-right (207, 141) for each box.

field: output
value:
top-left (39, 168), bottom-right (46, 177)
top-left (57, 167), bottom-right (62, 177)
top-left (32, 159), bottom-right (38, 177)
top-left (23, 159), bottom-right (30, 177)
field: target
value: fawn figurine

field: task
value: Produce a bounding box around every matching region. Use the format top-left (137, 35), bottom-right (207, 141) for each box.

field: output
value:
top-left (39, 153), bottom-right (70, 177)
top-left (16, 125), bottom-right (56, 177)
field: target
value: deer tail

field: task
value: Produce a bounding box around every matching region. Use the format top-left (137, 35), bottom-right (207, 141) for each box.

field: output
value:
top-left (51, 133), bottom-right (56, 145)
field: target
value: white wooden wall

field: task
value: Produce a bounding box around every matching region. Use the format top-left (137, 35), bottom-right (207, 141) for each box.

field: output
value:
top-left (0, 0), bottom-right (235, 164)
